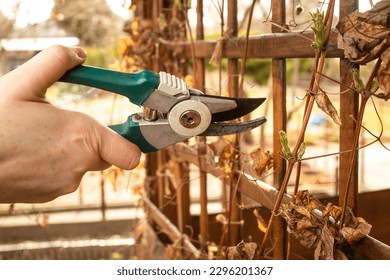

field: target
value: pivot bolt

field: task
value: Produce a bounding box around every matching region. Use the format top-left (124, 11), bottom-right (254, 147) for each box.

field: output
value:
top-left (180, 110), bottom-right (201, 128)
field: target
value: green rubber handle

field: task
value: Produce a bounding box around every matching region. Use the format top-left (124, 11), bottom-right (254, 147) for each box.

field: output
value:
top-left (109, 114), bottom-right (157, 153)
top-left (59, 65), bottom-right (160, 106)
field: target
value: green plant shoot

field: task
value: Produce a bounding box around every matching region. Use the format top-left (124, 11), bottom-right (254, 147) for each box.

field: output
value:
top-left (297, 142), bottom-right (306, 160)
top-left (371, 80), bottom-right (379, 94)
top-left (352, 69), bottom-right (365, 94)
top-left (310, 9), bottom-right (327, 50)
top-left (279, 130), bottom-right (292, 159)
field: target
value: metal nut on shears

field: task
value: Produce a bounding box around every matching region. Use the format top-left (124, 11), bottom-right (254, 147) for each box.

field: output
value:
top-left (168, 99), bottom-right (212, 137)
top-left (180, 110), bottom-right (201, 128)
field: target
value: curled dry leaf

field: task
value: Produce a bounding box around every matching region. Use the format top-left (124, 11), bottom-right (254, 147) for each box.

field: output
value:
top-left (323, 202), bottom-right (342, 222)
top-left (209, 40), bottom-right (223, 66)
top-left (208, 137), bottom-right (232, 156)
top-left (207, 137), bottom-right (236, 176)
top-left (249, 147), bottom-right (273, 178)
top-left (219, 144), bottom-right (235, 175)
top-left (296, 217), bottom-right (316, 231)
top-left (291, 189), bottom-right (324, 212)
top-left (314, 223), bottom-right (334, 260)
top-left (314, 90), bottom-right (342, 126)
top-left (336, 1), bottom-right (390, 64)
top-left (376, 47), bottom-right (390, 97)
top-left (340, 217), bottom-right (372, 244)
top-left (294, 205), bottom-right (313, 218)
top-left (225, 240), bottom-right (261, 260)
top-left (280, 190), bottom-right (372, 260)
top-left (336, 1), bottom-right (390, 96)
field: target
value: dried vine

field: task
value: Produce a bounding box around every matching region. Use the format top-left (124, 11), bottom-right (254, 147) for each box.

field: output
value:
top-left (258, 0), bottom-right (337, 257)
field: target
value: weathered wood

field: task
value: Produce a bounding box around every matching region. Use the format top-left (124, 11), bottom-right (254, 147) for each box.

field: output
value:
top-left (145, 0), bottom-right (162, 226)
top-left (271, 0), bottom-right (287, 260)
top-left (173, 143), bottom-right (291, 211)
top-left (172, 161), bottom-right (191, 235)
top-left (339, 0), bottom-right (359, 213)
top-left (226, 0), bottom-right (242, 247)
top-left (159, 29), bottom-right (342, 59)
top-left (172, 143), bottom-right (390, 259)
top-left (195, 0), bottom-right (210, 243)
top-left (143, 196), bottom-right (201, 259)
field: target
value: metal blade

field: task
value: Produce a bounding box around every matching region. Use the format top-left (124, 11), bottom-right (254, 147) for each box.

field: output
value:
top-left (199, 117), bottom-right (267, 136)
top-left (211, 97), bottom-right (266, 121)
top-left (189, 89), bottom-right (266, 122)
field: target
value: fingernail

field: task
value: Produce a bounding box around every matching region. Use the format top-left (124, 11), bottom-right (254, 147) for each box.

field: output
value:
top-left (73, 47), bottom-right (87, 60)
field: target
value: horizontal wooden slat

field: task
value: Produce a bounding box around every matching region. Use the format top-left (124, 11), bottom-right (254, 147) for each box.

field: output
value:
top-left (172, 143), bottom-right (390, 260)
top-left (170, 144), bottom-right (290, 210)
top-left (160, 29), bottom-right (343, 59)
top-left (143, 196), bottom-right (201, 258)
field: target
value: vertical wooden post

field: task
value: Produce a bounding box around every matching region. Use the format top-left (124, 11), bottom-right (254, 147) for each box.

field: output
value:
top-left (271, 0), bottom-right (287, 259)
top-left (339, 0), bottom-right (359, 214)
top-left (145, 0), bottom-right (161, 209)
top-left (227, 0), bottom-right (242, 246)
top-left (173, 159), bottom-right (191, 235)
top-left (195, 0), bottom-right (210, 244)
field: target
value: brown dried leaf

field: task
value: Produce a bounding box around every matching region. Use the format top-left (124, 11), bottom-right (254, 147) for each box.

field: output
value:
top-left (376, 47), bottom-right (390, 96)
top-left (208, 137), bottom-right (231, 157)
top-left (250, 148), bottom-right (273, 177)
top-left (292, 190), bottom-right (324, 212)
top-left (314, 91), bottom-right (342, 126)
top-left (225, 240), bottom-right (260, 260)
top-left (363, 1), bottom-right (390, 26)
top-left (314, 224), bottom-right (335, 260)
top-left (336, 2), bottom-right (390, 64)
top-left (282, 190), bottom-right (370, 259)
top-left (293, 205), bottom-right (313, 218)
top-left (209, 140), bottom-right (236, 175)
top-left (323, 203), bottom-right (342, 221)
top-left (336, 1), bottom-right (390, 97)
top-left (340, 217), bottom-right (372, 244)
top-left (296, 217), bottom-right (316, 231)
top-left (290, 228), bottom-right (319, 248)
top-left (209, 40), bottom-right (223, 66)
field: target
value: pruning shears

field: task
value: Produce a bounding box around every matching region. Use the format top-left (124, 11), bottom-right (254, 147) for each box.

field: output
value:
top-left (59, 65), bottom-right (267, 153)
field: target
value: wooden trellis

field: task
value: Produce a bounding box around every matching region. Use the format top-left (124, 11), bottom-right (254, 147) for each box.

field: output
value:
top-left (134, 0), bottom-right (390, 259)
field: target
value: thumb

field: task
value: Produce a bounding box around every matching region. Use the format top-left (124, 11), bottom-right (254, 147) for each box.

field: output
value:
top-left (2, 45), bottom-right (86, 101)
top-left (97, 126), bottom-right (142, 170)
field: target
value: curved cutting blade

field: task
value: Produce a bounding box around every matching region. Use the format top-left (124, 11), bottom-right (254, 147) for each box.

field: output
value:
top-left (199, 116), bottom-right (267, 136)
top-left (189, 89), bottom-right (266, 122)
top-left (210, 97), bottom-right (266, 121)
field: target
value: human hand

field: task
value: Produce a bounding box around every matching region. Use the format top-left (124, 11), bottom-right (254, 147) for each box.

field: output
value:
top-left (0, 45), bottom-right (141, 203)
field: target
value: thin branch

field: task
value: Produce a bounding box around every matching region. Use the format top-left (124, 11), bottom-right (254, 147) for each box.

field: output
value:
top-left (340, 57), bottom-right (383, 227)
top-left (239, 0), bottom-right (257, 97)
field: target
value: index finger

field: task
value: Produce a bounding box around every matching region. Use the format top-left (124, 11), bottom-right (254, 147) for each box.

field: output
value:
top-left (0, 45), bottom-right (86, 101)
